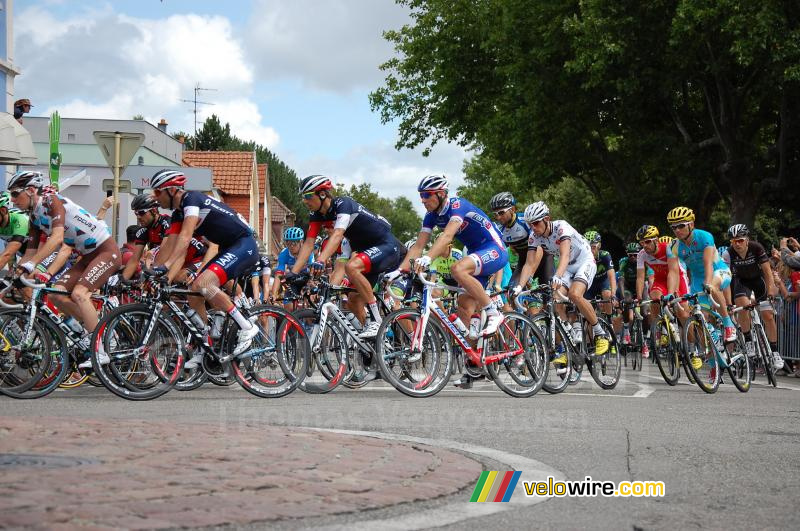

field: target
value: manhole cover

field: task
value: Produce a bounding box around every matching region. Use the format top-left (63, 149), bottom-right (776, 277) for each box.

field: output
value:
top-left (0, 453), bottom-right (100, 469)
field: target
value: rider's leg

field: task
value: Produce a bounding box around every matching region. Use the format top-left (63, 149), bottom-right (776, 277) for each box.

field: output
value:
top-left (345, 257), bottom-right (379, 323)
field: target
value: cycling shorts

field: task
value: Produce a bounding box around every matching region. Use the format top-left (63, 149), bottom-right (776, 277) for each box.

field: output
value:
top-left (200, 236), bottom-right (259, 285)
top-left (584, 274), bottom-right (610, 300)
top-left (559, 257), bottom-right (596, 289)
top-left (650, 272), bottom-right (689, 298)
top-left (353, 238), bottom-right (406, 286)
top-left (467, 242), bottom-right (509, 288)
top-left (732, 276), bottom-right (767, 301)
top-left (510, 253), bottom-right (554, 288)
top-left (53, 239), bottom-right (121, 292)
top-left (691, 268), bottom-right (731, 306)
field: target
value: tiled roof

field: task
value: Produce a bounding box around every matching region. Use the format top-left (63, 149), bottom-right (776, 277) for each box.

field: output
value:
top-left (257, 164), bottom-right (268, 205)
top-left (270, 196), bottom-right (294, 223)
top-left (182, 151), bottom-right (254, 195)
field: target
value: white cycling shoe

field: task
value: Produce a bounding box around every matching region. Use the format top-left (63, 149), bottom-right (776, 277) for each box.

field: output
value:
top-left (233, 320), bottom-right (260, 356)
top-left (358, 321), bottom-right (381, 339)
top-left (481, 312), bottom-right (505, 336)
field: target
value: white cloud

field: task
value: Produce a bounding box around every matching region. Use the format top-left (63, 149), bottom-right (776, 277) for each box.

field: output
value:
top-left (289, 140), bottom-right (470, 214)
top-left (14, 7), bottom-right (277, 147)
top-left (246, 0), bottom-right (410, 93)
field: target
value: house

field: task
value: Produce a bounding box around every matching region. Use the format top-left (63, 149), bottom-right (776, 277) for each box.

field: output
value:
top-left (269, 195), bottom-right (296, 256)
top-left (182, 150), bottom-right (268, 248)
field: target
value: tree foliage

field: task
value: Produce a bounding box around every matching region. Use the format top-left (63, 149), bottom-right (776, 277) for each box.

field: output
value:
top-left (371, 0), bottom-right (800, 235)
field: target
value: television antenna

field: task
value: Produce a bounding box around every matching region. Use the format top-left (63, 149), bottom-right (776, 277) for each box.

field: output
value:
top-left (180, 83), bottom-right (217, 143)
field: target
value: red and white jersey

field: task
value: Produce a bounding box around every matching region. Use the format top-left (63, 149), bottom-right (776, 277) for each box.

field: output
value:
top-left (637, 242), bottom-right (689, 290)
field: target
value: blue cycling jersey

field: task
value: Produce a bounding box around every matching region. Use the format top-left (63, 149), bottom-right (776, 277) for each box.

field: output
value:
top-left (169, 191), bottom-right (253, 246)
top-left (422, 197), bottom-right (504, 251)
top-left (667, 228), bottom-right (729, 281)
top-left (307, 196), bottom-right (395, 252)
top-left (275, 247), bottom-right (313, 273)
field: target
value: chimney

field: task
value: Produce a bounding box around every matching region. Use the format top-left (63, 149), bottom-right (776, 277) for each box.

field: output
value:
top-left (158, 118), bottom-right (168, 133)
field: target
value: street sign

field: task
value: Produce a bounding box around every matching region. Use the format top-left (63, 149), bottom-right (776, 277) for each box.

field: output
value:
top-left (102, 179), bottom-right (132, 194)
top-left (93, 131), bottom-right (144, 177)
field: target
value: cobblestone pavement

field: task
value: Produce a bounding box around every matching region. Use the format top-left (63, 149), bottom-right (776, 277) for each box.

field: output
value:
top-left (0, 416), bottom-right (482, 530)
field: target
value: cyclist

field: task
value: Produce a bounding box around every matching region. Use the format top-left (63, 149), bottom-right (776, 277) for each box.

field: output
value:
top-left (148, 169), bottom-right (260, 368)
top-left (725, 224), bottom-right (784, 370)
top-left (489, 192), bottom-right (553, 292)
top-left (0, 191), bottom-right (29, 271)
top-left (291, 175), bottom-right (406, 338)
top-left (617, 242), bottom-right (652, 344)
top-left (404, 175), bottom-right (508, 340)
top-left (583, 230), bottom-right (616, 317)
top-left (250, 253), bottom-right (272, 303)
top-left (272, 226), bottom-right (313, 308)
top-left (8, 171), bottom-right (120, 366)
top-left (513, 201), bottom-right (610, 356)
top-left (666, 206), bottom-right (735, 342)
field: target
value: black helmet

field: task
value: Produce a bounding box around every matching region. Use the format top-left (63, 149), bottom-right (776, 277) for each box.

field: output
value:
top-left (489, 192), bottom-right (516, 211)
top-left (131, 193), bottom-right (159, 211)
top-left (727, 224), bottom-right (749, 239)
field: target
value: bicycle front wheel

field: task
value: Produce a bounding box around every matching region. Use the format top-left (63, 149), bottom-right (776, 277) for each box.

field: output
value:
top-left (586, 318), bottom-right (621, 389)
top-left (0, 311), bottom-right (58, 398)
top-left (533, 315), bottom-right (572, 394)
top-left (652, 319), bottom-right (680, 385)
top-left (682, 317), bottom-right (720, 394)
top-left (486, 312), bottom-right (547, 397)
top-left (724, 331), bottom-right (751, 393)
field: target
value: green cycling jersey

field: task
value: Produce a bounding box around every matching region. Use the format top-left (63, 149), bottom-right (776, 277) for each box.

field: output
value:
top-left (0, 210), bottom-right (30, 242)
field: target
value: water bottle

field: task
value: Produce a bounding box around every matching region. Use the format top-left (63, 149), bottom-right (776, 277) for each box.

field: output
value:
top-left (572, 321), bottom-right (583, 344)
top-left (186, 308), bottom-right (206, 333)
top-left (468, 314), bottom-right (481, 340)
top-left (210, 312), bottom-right (225, 339)
top-left (347, 312), bottom-right (363, 332)
top-left (63, 316), bottom-right (84, 335)
top-left (448, 314), bottom-right (468, 335)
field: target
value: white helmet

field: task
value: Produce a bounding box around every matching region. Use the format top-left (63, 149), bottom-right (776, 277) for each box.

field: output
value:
top-left (523, 201), bottom-right (550, 224)
top-left (299, 175), bottom-right (333, 194)
top-left (7, 170), bottom-right (47, 191)
top-left (417, 174), bottom-right (448, 192)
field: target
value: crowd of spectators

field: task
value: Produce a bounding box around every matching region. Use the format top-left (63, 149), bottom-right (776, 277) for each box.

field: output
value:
top-left (772, 236), bottom-right (800, 376)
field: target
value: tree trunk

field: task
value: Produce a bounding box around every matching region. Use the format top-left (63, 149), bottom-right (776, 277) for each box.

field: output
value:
top-left (728, 177), bottom-right (757, 227)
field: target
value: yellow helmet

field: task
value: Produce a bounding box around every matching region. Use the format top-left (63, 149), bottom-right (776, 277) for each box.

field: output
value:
top-left (635, 225), bottom-right (659, 241)
top-left (667, 206), bottom-right (695, 224)
top-left (658, 235), bottom-right (674, 244)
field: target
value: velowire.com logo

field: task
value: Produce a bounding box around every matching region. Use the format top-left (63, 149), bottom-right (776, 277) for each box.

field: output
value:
top-left (469, 471), bottom-right (521, 502)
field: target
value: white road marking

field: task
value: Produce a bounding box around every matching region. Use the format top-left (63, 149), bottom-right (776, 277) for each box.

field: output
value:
top-left (302, 428), bottom-right (565, 531)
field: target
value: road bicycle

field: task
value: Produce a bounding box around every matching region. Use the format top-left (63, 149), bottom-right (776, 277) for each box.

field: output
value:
top-left (731, 296), bottom-right (778, 388)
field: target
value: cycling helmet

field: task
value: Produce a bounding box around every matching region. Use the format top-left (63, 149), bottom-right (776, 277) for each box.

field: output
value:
top-left (727, 223), bottom-right (749, 239)
top-left (626, 242), bottom-right (641, 254)
top-left (417, 174), bottom-right (448, 192)
top-left (7, 170), bottom-right (46, 191)
top-left (489, 192), bottom-right (516, 211)
top-left (0, 191), bottom-right (11, 210)
top-left (283, 226), bottom-right (305, 242)
top-left (523, 201), bottom-right (549, 223)
top-left (131, 193), bottom-right (159, 211)
top-left (658, 235), bottom-right (674, 244)
top-left (635, 224), bottom-right (659, 241)
top-left (299, 175), bottom-right (333, 194)
top-left (667, 206), bottom-right (695, 224)
top-left (150, 169), bottom-right (186, 190)
top-left (404, 238), bottom-right (417, 250)
top-left (584, 230), bottom-right (601, 244)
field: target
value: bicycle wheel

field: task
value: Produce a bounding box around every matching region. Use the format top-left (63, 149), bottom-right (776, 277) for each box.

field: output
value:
top-left (753, 323), bottom-right (777, 387)
top-left (0, 311), bottom-right (57, 398)
top-left (630, 321), bottom-right (643, 371)
top-left (21, 317), bottom-right (72, 399)
top-left (375, 308), bottom-right (451, 398)
top-left (585, 318), bottom-right (621, 389)
top-left (294, 309), bottom-right (348, 394)
top-left (724, 331), bottom-right (751, 393)
top-left (682, 317), bottom-right (720, 394)
top-left (486, 312), bottom-right (547, 397)
top-left (229, 305), bottom-right (309, 398)
top-left (91, 303), bottom-right (184, 400)
top-left (533, 315), bottom-right (573, 394)
top-left (652, 319), bottom-right (680, 385)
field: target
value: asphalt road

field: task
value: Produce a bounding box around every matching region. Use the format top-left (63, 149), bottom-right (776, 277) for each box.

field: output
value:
top-left (3, 362), bottom-right (800, 530)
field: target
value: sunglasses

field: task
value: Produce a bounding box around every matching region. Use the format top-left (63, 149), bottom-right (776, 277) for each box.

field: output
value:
top-left (9, 189), bottom-right (24, 198)
top-left (640, 238), bottom-right (657, 245)
top-left (419, 191), bottom-right (439, 199)
top-left (731, 238), bottom-right (746, 244)
top-left (527, 219), bottom-right (545, 227)
top-left (134, 210), bottom-right (150, 217)
top-left (670, 223), bottom-right (689, 231)
top-left (302, 192), bottom-right (316, 200)
top-left (492, 207), bottom-right (512, 218)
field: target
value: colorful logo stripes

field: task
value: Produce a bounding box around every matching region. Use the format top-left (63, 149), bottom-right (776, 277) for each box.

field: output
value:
top-left (469, 471), bottom-right (521, 502)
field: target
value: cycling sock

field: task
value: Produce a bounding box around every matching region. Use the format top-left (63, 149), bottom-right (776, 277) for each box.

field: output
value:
top-left (483, 302), bottom-right (498, 315)
top-left (722, 316), bottom-right (734, 328)
top-left (592, 321), bottom-right (604, 336)
top-left (744, 331), bottom-right (752, 342)
top-left (367, 299), bottom-right (381, 322)
top-left (228, 305), bottom-right (252, 330)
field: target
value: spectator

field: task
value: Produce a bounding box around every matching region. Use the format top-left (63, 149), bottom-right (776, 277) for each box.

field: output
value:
top-left (13, 98), bottom-right (33, 124)
top-left (779, 237), bottom-right (800, 270)
top-left (121, 224), bottom-right (142, 274)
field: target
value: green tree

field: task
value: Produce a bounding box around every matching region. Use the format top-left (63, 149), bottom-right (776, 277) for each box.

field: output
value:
top-left (194, 114), bottom-right (233, 151)
top-left (371, 0), bottom-right (800, 231)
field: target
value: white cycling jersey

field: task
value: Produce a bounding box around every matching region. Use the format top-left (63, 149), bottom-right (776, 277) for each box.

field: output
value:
top-left (31, 193), bottom-right (110, 255)
top-left (527, 220), bottom-right (592, 269)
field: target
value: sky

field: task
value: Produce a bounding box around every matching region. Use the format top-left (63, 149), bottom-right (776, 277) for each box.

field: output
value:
top-left (12, 0), bottom-right (470, 213)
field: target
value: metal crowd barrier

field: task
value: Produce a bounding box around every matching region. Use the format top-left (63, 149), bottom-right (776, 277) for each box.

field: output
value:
top-left (777, 298), bottom-right (800, 360)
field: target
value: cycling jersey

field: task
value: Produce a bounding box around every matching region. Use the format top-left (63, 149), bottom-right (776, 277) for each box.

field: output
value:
top-left (592, 250), bottom-right (614, 281)
top-left (307, 196), bottom-right (394, 252)
top-left (618, 257), bottom-right (653, 287)
top-left (0, 210), bottom-right (29, 244)
top-left (498, 213), bottom-right (531, 261)
top-left (725, 241), bottom-right (768, 280)
top-left (251, 255), bottom-right (272, 278)
top-left (168, 191), bottom-right (252, 246)
top-left (667, 229), bottom-right (729, 280)
top-left (275, 247), bottom-right (313, 274)
top-left (527, 220), bottom-right (592, 265)
top-left (139, 213), bottom-right (207, 266)
top-left (31, 193), bottom-right (110, 255)
top-left (637, 242), bottom-right (689, 296)
top-left (422, 197), bottom-right (505, 251)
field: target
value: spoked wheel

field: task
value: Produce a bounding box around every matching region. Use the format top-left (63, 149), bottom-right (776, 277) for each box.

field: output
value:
top-left (293, 309), bottom-right (348, 394)
top-left (0, 311), bottom-right (58, 398)
top-left (585, 319), bottom-right (622, 389)
top-left (753, 324), bottom-right (777, 387)
top-left (682, 317), bottom-right (720, 394)
top-left (533, 315), bottom-right (573, 394)
top-left (375, 308), bottom-right (451, 398)
top-left (230, 306), bottom-right (309, 398)
top-left (652, 320), bottom-right (680, 385)
top-left (724, 332), bottom-right (751, 393)
top-left (485, 312), bottom-right (547, 397)
top-left (91, 303), bottom-right (184, 400)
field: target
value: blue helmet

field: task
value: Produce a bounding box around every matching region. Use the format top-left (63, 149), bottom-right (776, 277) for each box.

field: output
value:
top-left (284, 227), bottom-right (305, 242)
